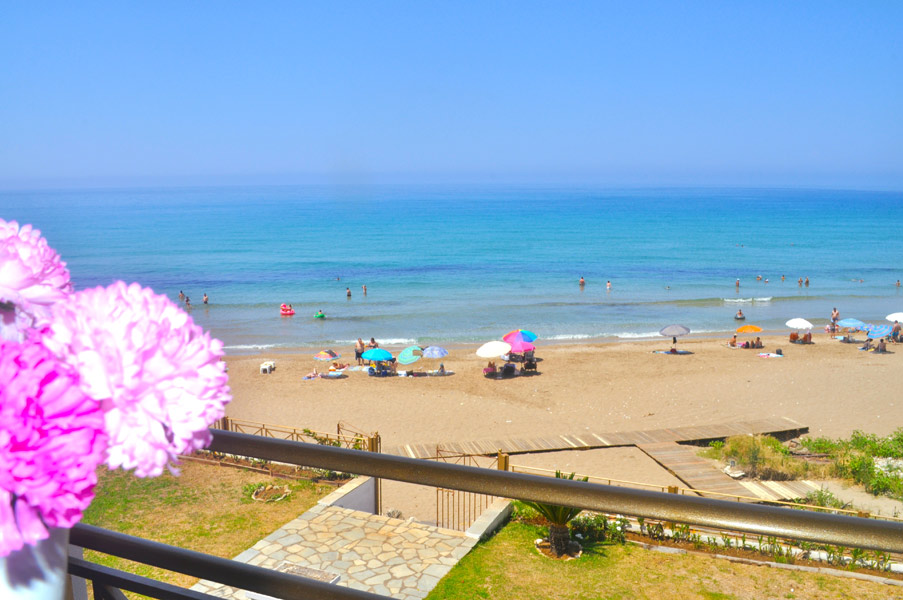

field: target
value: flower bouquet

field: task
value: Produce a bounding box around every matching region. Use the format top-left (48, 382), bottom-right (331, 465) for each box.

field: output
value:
top-left (0, 219), bottom-right (231, 597)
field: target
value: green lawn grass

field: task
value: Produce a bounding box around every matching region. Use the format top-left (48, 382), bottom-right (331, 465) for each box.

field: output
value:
top-left (81, 461), bottom-right (333, 591)
top-left (427, 522), bottom-right (895, 600)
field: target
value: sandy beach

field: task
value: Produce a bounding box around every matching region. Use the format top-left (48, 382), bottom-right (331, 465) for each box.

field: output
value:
top-left (224, 333), bottom-right (902, 521)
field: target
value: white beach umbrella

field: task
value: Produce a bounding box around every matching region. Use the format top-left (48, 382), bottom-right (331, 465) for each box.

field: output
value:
top-left (885, 312), bottom-right (903, 322)
top-left (785, 318), bottom-right (813, 330)
top-left (476, 340), bottom-right (511, 358)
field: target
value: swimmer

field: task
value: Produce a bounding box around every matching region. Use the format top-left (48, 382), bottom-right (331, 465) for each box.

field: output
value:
top-left (805, 277), bottom-right (809, 287)
top-left (736, 309), bottom-right (744, 319)
top-left (897, 280), bottom-right (901, 288)
top-left (315, 309), bottom-right (325, 318)
top-left (781, 275), bottom-right (785, 282)
top-left (185, 296), bottom-right (190, 308)
top-left (179, 290), bottom-right (185, 301)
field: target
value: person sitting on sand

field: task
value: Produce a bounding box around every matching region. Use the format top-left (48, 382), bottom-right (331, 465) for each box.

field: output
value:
top-left (861, 338), bottom-right (873, 351)
top-left (438, 363), bottom-right (446, 375)
top-left (789, 331), bottom-right (800, 343)
top-left (877, 338), bottom-right (888, 353)
top-left (754, 337), bottom-right (763, 349)
top-left (355, 338), bottom-right (366, 364)
top-left (728, 334), bottom-right (737, 347)
top-left (802, 332), bottom-right (812, 344)
top-left (483, 361), bottom-right (497, 375)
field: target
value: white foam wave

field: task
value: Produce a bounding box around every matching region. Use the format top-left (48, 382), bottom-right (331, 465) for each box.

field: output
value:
top-left (616, 331), bottom-right (661, 339)
top-left (374, 338), bottom-right (418, 346)
top-left (723, 297), bottom-right (772, 303)
top-left (224, 343), bottom-right (279, 350)
top-left (544, 333), bottom-right (594, 340)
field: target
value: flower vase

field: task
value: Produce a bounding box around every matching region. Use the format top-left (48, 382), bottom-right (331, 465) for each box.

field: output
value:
top-left (0, 527), bottom-right (71, 600)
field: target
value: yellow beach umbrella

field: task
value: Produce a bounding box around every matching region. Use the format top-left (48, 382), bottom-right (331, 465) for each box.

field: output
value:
top-left (736, 324), bottom-right (763, 333)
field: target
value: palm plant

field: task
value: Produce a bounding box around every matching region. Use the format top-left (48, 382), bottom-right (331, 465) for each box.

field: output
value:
top-left (523, 471), bottom-right (588, 556)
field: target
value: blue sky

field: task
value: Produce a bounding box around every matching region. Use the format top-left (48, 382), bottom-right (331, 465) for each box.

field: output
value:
top-left (1, 2), bottom-right (901, 189)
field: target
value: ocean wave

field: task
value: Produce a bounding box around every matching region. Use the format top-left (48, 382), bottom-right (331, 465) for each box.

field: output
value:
top-left (224, 343), bottom-right (280, 350)
top-left (544, 333), bottom-right (596, 340)
top-left (722, 297), bottom-right (773, 303)
top-left (616, 331), bottom-right (661, 339)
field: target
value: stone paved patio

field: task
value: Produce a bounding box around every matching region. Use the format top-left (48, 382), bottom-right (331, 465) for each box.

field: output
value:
top-left (191, 504), bottom-right (479, 599)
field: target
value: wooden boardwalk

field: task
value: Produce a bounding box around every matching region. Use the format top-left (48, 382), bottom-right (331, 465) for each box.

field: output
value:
top-left (383, 416), bottom-right (807, 460)
top-left (637, 441), bottom-right (757, 500)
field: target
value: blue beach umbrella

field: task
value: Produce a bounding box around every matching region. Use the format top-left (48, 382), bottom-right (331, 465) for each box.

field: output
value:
top-left (397, 346), bottom-right (422, 365)
top-left (866, 324), bottom-right (892, 339)
top-left (837, 318), bottom-right (866, 330)
top-left (361, 348), bottom-right (393, 362)
top-left (421, 345), bottom-right (449, 359)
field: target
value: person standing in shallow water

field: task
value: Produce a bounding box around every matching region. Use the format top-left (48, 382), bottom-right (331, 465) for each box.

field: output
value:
top-left (179, 290), bottom-right (185, 301)
top-left (203, 293), bottom-right (208, 304)
top-left (579, 276), bottom-right (585, 287)
top-left (346, 287), bottom-right (351, 298)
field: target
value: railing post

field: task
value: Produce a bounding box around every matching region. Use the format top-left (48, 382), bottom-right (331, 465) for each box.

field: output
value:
top-left (497, 450), bottom-right (509, 471)
top-left (667, 485), bottom-right (678, 494)
top-left (368, 433), bottom-right (382, 514)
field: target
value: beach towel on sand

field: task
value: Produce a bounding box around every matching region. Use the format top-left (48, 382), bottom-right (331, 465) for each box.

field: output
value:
top-left (758, 353), bottom-right (783, 358)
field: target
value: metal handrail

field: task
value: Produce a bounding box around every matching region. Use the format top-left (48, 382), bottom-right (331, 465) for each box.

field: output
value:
top-left (71, 524), bottom-right (386, 600)
top-left (208, 429), bottom-right (903, 553)
top-left (509, 463), bottom-right (903, 522)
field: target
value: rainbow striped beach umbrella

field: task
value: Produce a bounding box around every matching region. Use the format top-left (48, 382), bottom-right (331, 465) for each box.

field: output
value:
top-left (503, 329), bottom-right (538, 344)
top-left (314, 349), bottom-right (340, 361)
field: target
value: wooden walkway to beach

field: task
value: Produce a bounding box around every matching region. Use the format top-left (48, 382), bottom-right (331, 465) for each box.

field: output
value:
top-left (383, 416), bottom-right (807, 460)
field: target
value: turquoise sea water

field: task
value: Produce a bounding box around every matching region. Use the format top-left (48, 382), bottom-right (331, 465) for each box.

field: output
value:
top-left (3, 185), bottom-right (902, 353)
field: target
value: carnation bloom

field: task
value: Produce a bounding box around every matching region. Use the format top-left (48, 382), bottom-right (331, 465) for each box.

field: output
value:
top-left (45, 281), bottom-right (231, 477)
top-left (0, 219), bottom-right (72, 340)
top-left (0, 337), bottom-right (106, 556)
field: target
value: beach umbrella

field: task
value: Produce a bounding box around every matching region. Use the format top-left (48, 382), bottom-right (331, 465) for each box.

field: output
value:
top-left (361, 348), bottom-right (393, 362)
top-left (886, 312), bottom-right (903, 323)
top-left (503, 329), bottom-right (538, 343)
top-left (508, 339), bottom-right (535, 353)
top-left (313, 349), bottom-right (340, 361)
top-left (785, 318), bottom-right (813, 330)
top-left (736, 324), bottom-right (762, 333)
top-left (476, 340), bottom-right (511, 358)
top-left (659, 324), bottom-right (690, 337)
top-left (397, 345), bottom-right (422, 365)
top-left (866, 324), bottom-right (892, 339)
top-left (421, 345), bottom-right (448, 359)
top-left (837, 318), bottom-right (866, 330)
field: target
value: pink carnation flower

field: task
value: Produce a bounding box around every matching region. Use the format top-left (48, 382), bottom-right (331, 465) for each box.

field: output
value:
top-left (0, 219), bottom-right (72, 340)
top-left (0, 337), bottom-right (106, 556)
top-left (46, 282), bottom-right (231, 478)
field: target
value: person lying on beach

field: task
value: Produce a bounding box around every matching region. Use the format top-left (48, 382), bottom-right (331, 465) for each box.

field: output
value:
top-left (305, 367), bottom-right (320, 379)
top-left (329, 362), bottom-right (349, 371)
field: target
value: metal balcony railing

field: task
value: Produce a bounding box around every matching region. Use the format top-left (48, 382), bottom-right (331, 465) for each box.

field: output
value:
top-left (71, 429), bottom-right (903, 600)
